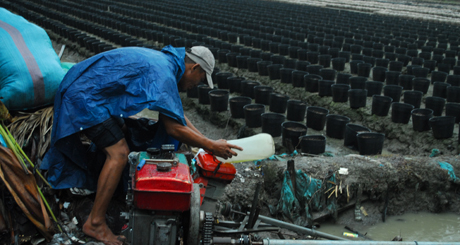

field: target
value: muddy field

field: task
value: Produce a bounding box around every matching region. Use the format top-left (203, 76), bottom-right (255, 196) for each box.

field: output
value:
top-left (44, 0), bottom-right (460, 242)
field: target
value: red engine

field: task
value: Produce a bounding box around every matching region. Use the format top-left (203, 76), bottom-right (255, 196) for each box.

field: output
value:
top-left (123, 145), bottom-right (236, 245)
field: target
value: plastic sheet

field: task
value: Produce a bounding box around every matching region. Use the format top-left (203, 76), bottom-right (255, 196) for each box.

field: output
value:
top-left (277, 169), bottom-right (334, 226)
top-left (438, 161), bottom-right (459, 183)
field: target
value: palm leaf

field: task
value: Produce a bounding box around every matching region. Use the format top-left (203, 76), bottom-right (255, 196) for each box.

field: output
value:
top-left (7, 106), bottom-right (54, 159)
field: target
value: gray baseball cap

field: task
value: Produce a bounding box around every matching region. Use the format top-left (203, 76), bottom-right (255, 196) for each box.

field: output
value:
top-left (186, 46), bottom-right (215, 88)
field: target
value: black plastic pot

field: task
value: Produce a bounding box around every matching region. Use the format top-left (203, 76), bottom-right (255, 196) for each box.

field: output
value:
top-left (447, 75), bottom-right (460, 87)
top-left (228, 77), bottom-right (245, 93)
top-left (236, 55), bottom-right (250, 69)
top-left (366, 81), bottom-right (383, 97)
top-left (339, 51), bottom-right (351, 62)
top-left (372, 66), bottom-right (388, 82)
top-left (412, 67), bottom-right (429, 78)
top-left (398, 55), bottom-right (412, 67)
top-left (411, 108), bottom-right (433, 132)
top-left (385, 52), bottom-right (397, 61)
top-left (432, 82), bottom-right (451, 98)
top-left (383, 85), bottom-right (403, 103)
top-left (299, 135), bottom-right (326, 154)
top-left (187, 85), bottom-right (199, 98)
top-left (292, 71), bottom-right (309, 87)
top-left (337, 73), bottom-right (352, 84)
top-left (389, 61), bottom-right (403, 72)
top-left (431, 71), bottom-right (448, 84)
top-left (305, 74), bottom-right (322, 92)
top-left (282, 121), bottom-right (308, 149)
top-left (318, 54), bottom-right (332, 68)
top-left (307, 65), bottom-right (323, 75)
top-left (454, 66), bottom-right (460, 75)
top-left (209, 90), bottom-right (229, 112)
top-left (425, 96), bottom-right (446, 116)
top-left (269, 93), bottom-right (289, 113)
top-left (243, 104), bottom-right (265, 128)
top-left (284, 59), bottom-right (297, 69)
top-left (267, 64), bottom-right (283, 80)
top-left (243, 80), bottom-right (262, 98)
top-left (372, 95), bottom-right (393, 116)
top-left (348, 89), bottom-right (368, 109)
top-left (429, 116), bottom-right (456, 139)
top-left (229, 96), bottom-right (252, 118)
top-left (257, 61), bottom-right (273, 76)
top-left (412, 57), bottom-right (425, 66)
top-left (295, 61), bottom-right (311, 71)
top-left (375, 58), bottom-right (390, 68)
top-left (413, 78), bottom-right (430, 94)
top-left (286, 100), bottom-right (307, 121)
top-left (260, 52), bottom-right (273, 61)
top-left (254, 85), bottom-right (274, 105)
top-left (344, 123), bottom-right (371, 150)
top-left (332, 58), bottom-right (346, 71)
top-left (352, 53), bottom-right (364, 60)
top-left (306, 106), bottom-right (329, 131)
top-left (198, 85), bottom-right (214, 104)
top-left (307, 51), bottom-right (319, 64)
top-left (424, 60), bottom-right (437, 73)
top-left (349, 76), bottom-right (368, 89)
top-left (357, 133), bottom-right (385, 155)
top-left (326, 114), bottom-right (351, 139)
top-left (438, 63), bottom-right (451, 74)
top-left (446, 86), bottom-right (460, 103)
top-left (385, 71), bottom-right (401, 85)
top-left (215, 72), bottom-right (233, 89)
top-left (363, 56), bottom-right (376, 67)
top-left (226, 52), bottom-right (240, 67)
top-left (331, 84), bottom-right (351, 102)
top-left (318, 80), bottom-right (335, 97)
top-left (445, 102), bottom-right (460, 123)
top-left (391, 102), bottom-right (415, 124)
top-left (403, 91), bottom-right (423, 108)
top-left (320, 68), bottom-right (336, 81)
top-left (350, 60), bottom-right (365, 74)
top-left (357, 63), bottom-right (372, 77)
top-left (261, 113), bottom-right (286, 137)
top-left (280, 68), bottom-right (295, 84)
top-left (399, 75), bottom-right (415, 90)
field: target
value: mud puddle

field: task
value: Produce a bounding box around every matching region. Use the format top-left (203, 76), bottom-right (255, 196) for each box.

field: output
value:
top-left (317, 212), bottom-right (460, 242)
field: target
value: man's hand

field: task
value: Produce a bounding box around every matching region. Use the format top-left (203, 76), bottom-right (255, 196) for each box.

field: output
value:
top-left (208, 139), bottom-right (243, 159)
top-left (160, 114), bottom-right (243, 158)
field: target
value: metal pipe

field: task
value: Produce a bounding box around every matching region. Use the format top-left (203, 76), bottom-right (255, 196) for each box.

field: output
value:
top-left (257, 215), bottom-right (347, 240)
top-left (262, 240), bottom-right (460, 245)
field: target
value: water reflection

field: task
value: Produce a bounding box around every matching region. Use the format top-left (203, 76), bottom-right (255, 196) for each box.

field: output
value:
top-left (318, 212), bottom-right (460, 242)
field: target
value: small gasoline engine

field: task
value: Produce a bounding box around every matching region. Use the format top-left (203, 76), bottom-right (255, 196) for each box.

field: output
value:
top-left (122, 144), bottom-right (237, 245)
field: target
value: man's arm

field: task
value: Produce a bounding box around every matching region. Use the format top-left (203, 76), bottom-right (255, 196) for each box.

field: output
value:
top-left (184, 115), bottom-right (204, 137)
top-left (160, 114), bottom-right (242, 159)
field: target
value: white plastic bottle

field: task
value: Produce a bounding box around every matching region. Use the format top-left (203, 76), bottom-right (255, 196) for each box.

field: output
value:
top-left (215, 133), bottom-right (275, 163)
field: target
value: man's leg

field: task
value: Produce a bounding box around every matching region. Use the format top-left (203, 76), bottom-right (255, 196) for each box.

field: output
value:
top-left (82, 138), bottom-right (129, 245)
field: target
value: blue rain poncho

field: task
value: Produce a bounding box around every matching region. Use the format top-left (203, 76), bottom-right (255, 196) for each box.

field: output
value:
top-left (41, 45), bottom-right (187, 190)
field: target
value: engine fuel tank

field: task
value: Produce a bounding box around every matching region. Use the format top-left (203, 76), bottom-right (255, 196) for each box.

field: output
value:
top-left (132, 152), bottom-right (192, 211)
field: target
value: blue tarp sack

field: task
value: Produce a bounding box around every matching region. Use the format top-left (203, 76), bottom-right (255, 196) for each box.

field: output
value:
top-left (0, 8), bottom-right (65, 111)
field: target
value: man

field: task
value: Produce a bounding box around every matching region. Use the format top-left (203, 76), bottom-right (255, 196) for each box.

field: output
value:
top-left (42, 45), bottom-right (242, 245)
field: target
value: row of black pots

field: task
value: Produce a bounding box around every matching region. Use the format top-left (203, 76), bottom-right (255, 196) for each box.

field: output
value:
top-left (39, 0), bottom-right (456, 46)
top-left (199, 84), bottom-right (459, 139)
top-left (21, 0), bottom-right (460, 62)
top-left (22, 0), bottom-right (460, 78)
top-left (216, 43), bottom-right (459, 75)
top-left (242, 104), bottom-right (383, 155)
top-left (95, 0), bottom-right (458, 46)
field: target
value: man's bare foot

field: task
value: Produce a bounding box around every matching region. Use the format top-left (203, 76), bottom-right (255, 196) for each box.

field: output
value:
top-left (83, 215), bottom-right (126, 245)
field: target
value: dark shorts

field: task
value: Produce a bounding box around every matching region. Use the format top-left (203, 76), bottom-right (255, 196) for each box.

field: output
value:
top-left (83, 117), bottom-right (125, 149)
